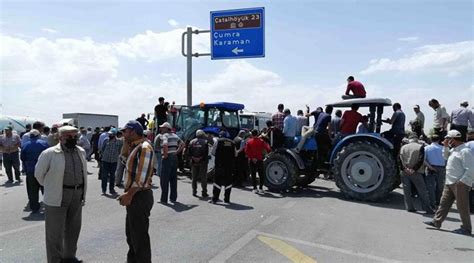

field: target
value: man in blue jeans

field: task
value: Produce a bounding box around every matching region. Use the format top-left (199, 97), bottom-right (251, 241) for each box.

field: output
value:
top-left (159, 122), bottom-right (184, 204)
top-left (100, 128), bottom-right (122, 195)
top-left (424, 134), bottom-right (446, 207)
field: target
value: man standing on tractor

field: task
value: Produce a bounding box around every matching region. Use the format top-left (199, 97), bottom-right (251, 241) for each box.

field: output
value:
top-left (382, 102), bottom-right (406, 159)
top-left (282, 109), bottom-right (297, 148)
top-left (272, 104), bottom-right (285, 130)
top-left (410, 105), bottom-right (425, 140)
top-left (211, 131), bottom-right (235, 204)
top-left (342, 76), bottom-right (366, 100)
top-left (428, 99), bottom-right (449, 139)
top-left (449, 101), bottom-right (473, 142)
top-left (314, 106), bottom-right (333, 169)
top-left (154, 97), bottom-right (168, 128)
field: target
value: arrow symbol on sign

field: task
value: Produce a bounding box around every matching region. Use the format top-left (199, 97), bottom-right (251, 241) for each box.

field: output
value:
top-left (232, 47), bottom-right (244, 55)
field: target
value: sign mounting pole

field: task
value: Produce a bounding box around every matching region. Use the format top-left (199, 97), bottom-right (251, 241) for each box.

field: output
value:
top-left (182, 28), bottom-right (211, 106)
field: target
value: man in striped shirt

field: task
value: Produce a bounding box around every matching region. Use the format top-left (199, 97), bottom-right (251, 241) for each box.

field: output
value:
top-left (159, 122), bottom-right (184, 204)
top-left (118, 120), bottom-right (155, 263)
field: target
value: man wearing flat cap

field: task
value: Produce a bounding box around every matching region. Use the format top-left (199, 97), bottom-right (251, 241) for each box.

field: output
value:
top-left (35, 125), bottom-right (88, 262)
top-left (450, 101), bottom-right (473, 142)
top-left (424, 130), bottom-right (474, 236)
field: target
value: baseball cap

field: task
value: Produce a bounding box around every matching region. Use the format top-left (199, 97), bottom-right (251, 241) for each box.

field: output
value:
top-left (460, 101), bottom-right (468, 107)
top-left (445, 130), bottom-right (462, 138)
top-left (159, 122), bottom-right (172, 129)
top-left (108, 128), bottom-right (118, 135)
top-left (121, 120), bottom-right (144, 135)
top-left (4, 125), bottom-right (13, 131)
top-left (413, 105), bottom-right (420, 109)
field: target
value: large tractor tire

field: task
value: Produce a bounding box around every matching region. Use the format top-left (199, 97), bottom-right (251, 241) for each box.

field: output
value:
top-left (264, 153), bottom-right (298, 191)
top-left (332, 141), bottom-right (397, 201)
top-left (295, 174), bottom-right (317, 187)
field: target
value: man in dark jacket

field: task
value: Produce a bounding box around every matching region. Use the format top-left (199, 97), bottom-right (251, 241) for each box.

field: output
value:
top-left (20, 129), bottom-right (49, 212)
top-left (188, 130), bottom-right (209, 197)
top-left (211, 131), bottom-right (235, 204)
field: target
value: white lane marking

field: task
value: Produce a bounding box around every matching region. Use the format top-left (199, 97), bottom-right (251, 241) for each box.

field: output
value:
top-left (208, 229), bottom-right (258, 263)
top-left (258, 232), bottom-right (402, 263)
top-left (0, 222), bottom-right (44, 237)
top-left (283, 201), bottom-right (297, 209)
top-left (260, 215), bottom-right (280, 226)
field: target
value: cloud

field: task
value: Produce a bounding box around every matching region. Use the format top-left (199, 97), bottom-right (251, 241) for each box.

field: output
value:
top-left (361, 41), bottom-right (474, 75)
top-left (114, 28), bottom-right (209, 62)
top-left (41, 27), bottom-right (59, 34)
top-left (397, 36), bottom-right (419, 42)
top-left (1, 29), bottom-right (340, 126)
top-left (167, 19), bottom-right (179, 27)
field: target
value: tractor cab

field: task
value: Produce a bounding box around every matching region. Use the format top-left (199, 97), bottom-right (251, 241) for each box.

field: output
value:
top-left (175, 102), bottom-right (244, 142)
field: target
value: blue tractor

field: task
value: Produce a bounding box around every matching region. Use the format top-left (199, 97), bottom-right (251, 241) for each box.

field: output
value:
top-left (175, 102), bottom-right (245, 177)
top-left (263, 98), bottom-right (398, 201)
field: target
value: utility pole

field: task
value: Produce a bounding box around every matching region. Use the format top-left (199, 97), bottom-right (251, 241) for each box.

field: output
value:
top-left (181, 27), bottom-right (210, 106)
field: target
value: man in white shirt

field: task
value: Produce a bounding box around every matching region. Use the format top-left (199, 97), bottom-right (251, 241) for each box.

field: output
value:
top-left (428, 99), bottom-right (449, 139)
top-left (424, 130), bottom-right (474, 236)
top-left (450, 101), bottom-right (473, 142)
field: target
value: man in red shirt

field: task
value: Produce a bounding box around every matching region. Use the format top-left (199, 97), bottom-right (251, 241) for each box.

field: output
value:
top-left (340, 104), bottom-right (363, 136)
top-left (245, 129), bottom-right (271, 193)
top-left (342, 76), bottom-right (366, 100)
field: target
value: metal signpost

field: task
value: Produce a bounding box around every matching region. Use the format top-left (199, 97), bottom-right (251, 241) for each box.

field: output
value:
top-left (181, 7), bottom-right (265, 105)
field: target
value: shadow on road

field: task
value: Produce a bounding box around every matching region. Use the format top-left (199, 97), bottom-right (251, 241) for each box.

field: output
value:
top-left (0, 181), bottom-right (23, 188)
top-left (163, 201), bottom-right (198, 212)
top-left (224, 202), bottom-right (254, 211)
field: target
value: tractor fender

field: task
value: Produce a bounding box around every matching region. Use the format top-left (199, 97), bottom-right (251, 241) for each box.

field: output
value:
top-left (329, 134), bottom-right (394, 164)
top-left (272, 148), bottom-right (306, 170)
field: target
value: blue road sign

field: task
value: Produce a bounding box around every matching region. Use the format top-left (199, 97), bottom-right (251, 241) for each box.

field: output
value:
top-left (210, 7), bottom-right (265, 60)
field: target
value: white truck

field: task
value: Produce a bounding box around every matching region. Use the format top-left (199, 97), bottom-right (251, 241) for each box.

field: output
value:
top-left (61, 113), bottom-right (119, 128)
top-left (239, 111), bottom-right (272, 131)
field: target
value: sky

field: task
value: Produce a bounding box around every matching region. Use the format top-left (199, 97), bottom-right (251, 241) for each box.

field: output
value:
top-left (1, 0), bottom-right (473, 129)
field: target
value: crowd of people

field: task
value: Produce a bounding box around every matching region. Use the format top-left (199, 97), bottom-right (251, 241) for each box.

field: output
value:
top-left (1, 85), bottom-right (474, 262)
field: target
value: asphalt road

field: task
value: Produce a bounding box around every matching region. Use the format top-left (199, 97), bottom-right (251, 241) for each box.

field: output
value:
top-left (0, 162), bottom-right (473, 263)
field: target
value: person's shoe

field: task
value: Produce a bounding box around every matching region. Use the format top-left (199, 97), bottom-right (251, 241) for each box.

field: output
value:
top-left (6, 180), bottom-right (13, 184)
top-left (253, 189), bottom-right (258, 193)
top-left (202, 193), bottom-right (209, 198)
top-left (407, 209), bottom-right (417, 213)
top-left (452, 228), bottom-right (471, 236)
top-left (224, 200), bottom-right (230, 204)
top-left (16, 179), bottom-right (23, 183)
top-left (423, 221), bottom-right (440, 229)
top-left (101, 191), bottom-right (106, 196)
top-left (259, 188), bottom-right (265, 194)
top-left (159, 200), bottom-right (168, 205)
top-left (192, 192), bottom-right (198, 197)
top-left (110, 190), bottom-right (118, 195)
top-left (208, 199), bottom-right (217, 204)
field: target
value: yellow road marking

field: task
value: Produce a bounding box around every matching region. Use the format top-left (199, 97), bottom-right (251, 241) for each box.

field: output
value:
top-left (258, 235), bottom-right (317, 263)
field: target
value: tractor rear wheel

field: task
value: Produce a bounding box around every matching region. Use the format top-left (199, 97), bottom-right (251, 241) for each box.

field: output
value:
top-left (332, 141), bottom-right (397, 201)
top-left (264, 153), bottom-right (298, 191)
